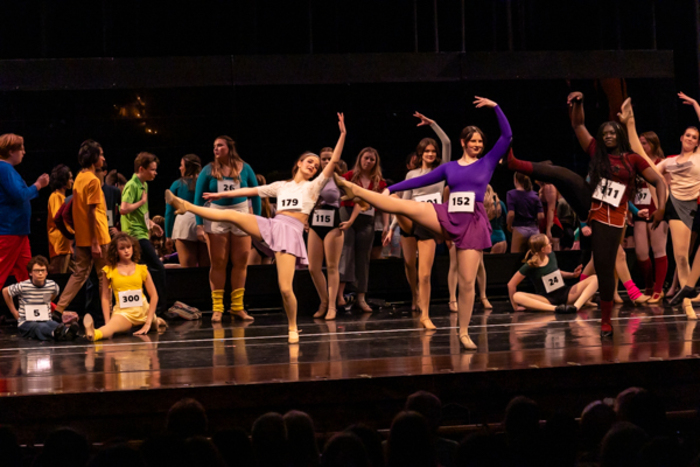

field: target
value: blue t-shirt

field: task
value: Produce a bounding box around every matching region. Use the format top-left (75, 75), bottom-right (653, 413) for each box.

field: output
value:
top-left (0, 161), bottom-right (38, 236)
top-left (194, 163), bottom-right (261, 225)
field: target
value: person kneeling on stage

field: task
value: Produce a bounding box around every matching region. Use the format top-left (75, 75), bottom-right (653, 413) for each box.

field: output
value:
top-left (2, 256), bottom-right (79, 341)
top-left (508, 234), bottom-right (598, 314)
top-left (84, 232), bottom-right (167, 341)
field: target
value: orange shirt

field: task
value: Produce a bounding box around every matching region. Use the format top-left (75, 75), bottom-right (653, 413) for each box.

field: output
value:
top-left (47, 191), bottom-right (72, 257)
top-left (73, 171), bottom-right (111, 247)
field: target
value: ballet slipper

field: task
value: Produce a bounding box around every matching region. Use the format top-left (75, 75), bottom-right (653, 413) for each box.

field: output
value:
top-left (313, 302), bottom-right (329, 319)
top-left (325, 308), bottom-right (337, 321)
top-left (613, 294), bottom-right (624, 304)
top-left (480, 297), bottom-right (493, 309)
top-left (584, 300), bottom-right (597, 308)
top-left (230, 309), bottom-right (255, 321)
top-left (332, 173), bottom-right (371, 210)
top-left (631, 294), bottom-right (651, 306)
top-left (459, 333), bottom-right (477, 350)
top-left (83, 314), bottom-right (95, 341)
top-left (647, 291), bottom-right (664, 304)
top-left (684, 299), bottom-right (698, 320)
top-left (355, 300), bottom-right (373, 313)
top-left (165, 189), bottom-right (189, 215)
top-left (288, 330), bottom-right (300, 344)
top-left (419, 317), bottom-right (437, 330)
top-left (211, 311), bottom-right (223, 323)
top-left (448, 301), bottom-right (458, 313)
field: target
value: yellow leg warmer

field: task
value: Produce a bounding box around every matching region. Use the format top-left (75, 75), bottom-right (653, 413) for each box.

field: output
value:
top-left (231, 288), bottom-right (245, 312)
top-left (212, 289), bottom-right (225, 313)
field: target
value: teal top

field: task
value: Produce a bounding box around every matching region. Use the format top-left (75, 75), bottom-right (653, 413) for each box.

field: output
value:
top-left (165, 178), bottom-right (196, 238)
top-left (194, 163), bottom-right (261, 225)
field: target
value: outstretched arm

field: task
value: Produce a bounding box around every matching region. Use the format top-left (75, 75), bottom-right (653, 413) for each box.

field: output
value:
top-left (475, 97), bottom-right (513, 166)
top-left (387, 163), bottom-right (447, 194)
top-left (321, 113), bottom-right (347, 180)
top-left (617, 97), bottom-right (664, 178)
top-left (679, 92), bottom-right (700, 121)
top-left (203, 186), bottom-right (260, 201)
top-left (567, 92), bottom-right (594, 152)
top-left (414, 112), bottom-right (452, 163)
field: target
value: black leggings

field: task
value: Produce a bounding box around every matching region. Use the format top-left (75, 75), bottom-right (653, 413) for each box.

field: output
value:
top-left (592, 222), bottom-right (624, 302)
top-left (524, 162), bottom-right (592, 221)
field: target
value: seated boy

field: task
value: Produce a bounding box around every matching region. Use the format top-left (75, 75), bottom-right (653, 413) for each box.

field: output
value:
top-left (2, 256), bottom-right (79, 341)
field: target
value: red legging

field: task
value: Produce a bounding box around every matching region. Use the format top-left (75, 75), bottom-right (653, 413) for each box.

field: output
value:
top-left (0, 235), bottom-right (31, 287)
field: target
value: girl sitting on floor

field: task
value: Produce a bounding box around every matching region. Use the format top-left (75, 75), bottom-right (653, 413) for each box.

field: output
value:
top-left (84, 232), bottom-right (167, 341)
top-left (508, 233), bottom-right (598, 313)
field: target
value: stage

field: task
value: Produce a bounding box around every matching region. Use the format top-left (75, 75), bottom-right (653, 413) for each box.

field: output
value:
top-left (1, 298), bottom-right (700, 443)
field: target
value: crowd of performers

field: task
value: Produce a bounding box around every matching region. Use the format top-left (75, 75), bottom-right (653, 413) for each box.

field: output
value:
top-left (2, 91), bottom-right (700, 350)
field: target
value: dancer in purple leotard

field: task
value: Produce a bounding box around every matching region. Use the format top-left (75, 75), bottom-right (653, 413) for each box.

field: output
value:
top-left (333, 96), bottom-right (511, 350)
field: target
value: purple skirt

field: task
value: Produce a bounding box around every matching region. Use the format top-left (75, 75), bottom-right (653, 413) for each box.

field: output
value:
top-left (433, 201), bottom-right (492, 250)
top-left (254, 214), bottom-right (308, 267)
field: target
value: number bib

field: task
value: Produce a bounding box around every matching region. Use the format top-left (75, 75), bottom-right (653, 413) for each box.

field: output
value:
top-left (278, 194), bottom-right (302, 211)
top-left (542, 270), bottom-right (565, 294)
top-left (118, 289), bottom-right (143, 308)
top-left (312, 209), bottom-right (335, 227)
top-left (634, 188), bottom-right (651, 205)
top-left (25, 304), bottom-right (50, 322)
top-left (107, 209), bottom-right (114, 227)
top-left (592, 178), bottom-right (625, 208)
top-left (415, 192), bottom-right (442, 204)
top-left (217, 179), bottom-right (240, 193)
top-left (448, 191), bottom-right (475, 213)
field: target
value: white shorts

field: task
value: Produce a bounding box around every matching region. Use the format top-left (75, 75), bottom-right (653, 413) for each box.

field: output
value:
top-left (203, 201), bottom-right (249, 237)
top-left (172, 211), bottom-right (198, 242)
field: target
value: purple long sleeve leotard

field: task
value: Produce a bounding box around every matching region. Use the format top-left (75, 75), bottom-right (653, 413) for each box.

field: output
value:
top-left (388, 105), bottom-right (512, 250)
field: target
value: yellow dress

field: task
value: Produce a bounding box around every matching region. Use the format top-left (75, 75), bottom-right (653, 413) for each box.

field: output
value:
top-left (102, 264), bottom-right (150, 325)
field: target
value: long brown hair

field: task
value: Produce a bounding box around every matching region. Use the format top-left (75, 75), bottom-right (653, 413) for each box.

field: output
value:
top-left (514, 172), bottom-right (533, 191)
top-left (181, 153), bottom-right (202, 190)
top-left (640, 131), bottom-right (665, 160)
top-left (257, 174), bottom-right (273, 218)
top-left (350, 147), bottom-right (383, 191)
top-left (416, 138), bottom-right (441, 169)
top-left (523, 233), bottom-right (548, 268)
top-left (212, 135), bottom-right (244, 181)
top-left (106, 233), bottom-right (142, 267)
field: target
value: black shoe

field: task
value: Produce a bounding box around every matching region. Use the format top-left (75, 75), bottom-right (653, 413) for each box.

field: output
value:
top-left (62, 323), bottom-right (80, 341)
top-left (51, 311), bottom-right (63, 324)
top-left (53, 324), bottom-right (66, 341)
top-left (555, 304), bottom-right (577, 314)
top-left (600, 328), bottom-right (614, 338)
top-left (669, 286), bottom-right (698, 306)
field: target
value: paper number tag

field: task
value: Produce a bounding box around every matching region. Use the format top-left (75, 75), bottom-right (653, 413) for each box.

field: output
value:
top-left (278, 195), bottom-right (302, 211)
top-left (592, 178), bottom-right (625, 208)
top-left (542, 270), bottom-right (565, 294)
top-left (312, 209), bottom-right (334, 227)
top-left (634, 188), bottom-right (651, 205)
top-left (217, 179), bottom-right (240, 193)
top-left (118, 290), bottom-right (143, 308)
top-left (415, 192), bottom-right (442, 204)
top-left (107, 209), bottom-right (114, 227)
top-left (448, 192), bottom-right (475, 213)
top-left (25, 304), bottom-right (50, 322)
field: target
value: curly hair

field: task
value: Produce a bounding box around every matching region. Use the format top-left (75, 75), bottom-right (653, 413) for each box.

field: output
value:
top-left (106, 232), bottom-right (141, 267)
top-left (588, 121), bottom-right (640, 199)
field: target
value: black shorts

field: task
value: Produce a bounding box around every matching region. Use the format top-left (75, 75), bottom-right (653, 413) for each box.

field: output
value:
top-left (308, 206), bottom-right (341, 241)
top-left (551, 224), bottom-right (564, 239)
top-left (545, 285), bottom-right (571, 306)
top-left (373, 231), bottom-right (383, 248)
top-left (693, 206), bottom-right (700, 233)
top-left (399, 224), bottom-right (435, 241)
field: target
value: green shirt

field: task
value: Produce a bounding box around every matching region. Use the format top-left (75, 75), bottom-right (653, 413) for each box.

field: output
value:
top-left (121, 174), bottom-right (150, 240)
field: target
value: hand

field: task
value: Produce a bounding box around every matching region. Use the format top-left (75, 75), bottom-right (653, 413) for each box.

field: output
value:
top-left (382, 188), bottom-right (391, 196)
top-left (637, 208), bottom-right (649, 219)
top-left (678, 91), bottom-right (698, 107)
top-left (141, 190), bottom-right (148, 203)
top-left (413, 111), bottom-right (435, 127)
top-left (150, 223), bottom-right (163, 237)
top-left (34, 173), bottom-right (49, 190)
top-left (134, 321), bottom-right (151, 335)
top-left (338, 112), bottom-right (346, 134)
top-left (339, 221), bottom-right (353, 231)
top-left (196, 225), bottom-right (207, 243)
top-left (91, 242), bottom-right (102, 259)
top-left (616, 97), bottom-right (634, 125)
top-left (573, 264), bottom-right (583, 277)
top-left (581, 226), bottom-right (592, 237)
top-left (473, 96), bottom-right (497, 109)
top-left (202, 192), bottom-right (224, 201)
top-left (567, 92), bottom-right (584, 106)
top-left (651, 208), bottom-right (665, 230)
top-left (382, 229), bottom-right (393, 247)
top-left (109, 227), bottom-right (119, 238)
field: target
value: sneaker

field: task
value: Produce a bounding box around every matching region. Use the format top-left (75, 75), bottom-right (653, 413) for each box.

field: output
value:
top-left (173, 301), bottom-right (201, 318)
top-left (167, 304), bottom-right (200, 321)
top-left (51, 311), bottom-right (63, 324)
top-left (53, 323), bottom-right (66, 341)
top-left (62, 323), bottom-right (80, 341)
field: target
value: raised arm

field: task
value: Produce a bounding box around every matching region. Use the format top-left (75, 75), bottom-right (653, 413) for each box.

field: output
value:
top-left (321, 113), bottom-right (347, 180)
top-left (617, 97), bottom-right (664, 178)
top-left (414, 112), bottom-right (452, 163)
top-left (474, 97), bottom-right (513, 167)
top-left (679, 92), bottom-right (700, 122)
top-left (567, 92), bottom-right (594, 152)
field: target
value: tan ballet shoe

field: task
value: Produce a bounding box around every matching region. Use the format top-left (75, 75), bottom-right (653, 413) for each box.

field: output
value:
top-left (420, 318), bottom-right (437, 330)
top-left (288, 330), bottom-right (300, 344)
top-left (614, 294), bottom-right (624, 304)
top-left (313, 303), bottom-right (328, 319)
top-left (230, 309), bottom-right (255, 321)
top-left (333, 173), bottom-right (371, 211)
top-left (211, 311), bottom-right (223, 323)
top-left (684, 299), bottom-right (698, 320)
top-left (632, 294), bottom-right (651, 306)
top-left (480, 297), bottom-right (493, 309)
top-left (83, 314), bottom-right (95, 341)
top-left (165, 189), bottom-right (189, 215)
top-left (355, 300), bottom-right (373, 313)
top-left (459, 334), bottom-right (477, 350)
top-left (325, 308), bottom-right (337, 321)
top-left (647, 291), bottom-right (664, 304)
top-left (448, 301), bottom-right (458, 313)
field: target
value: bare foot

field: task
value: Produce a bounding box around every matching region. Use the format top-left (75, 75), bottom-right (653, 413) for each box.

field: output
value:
top-left (480, 297), bottom-right (493, 309)
top-left (325, 308), bottom-right (337, 321)
top-left (211, 312), bottom-right (223, 323)
top-left (684, 299), bottom-right (698, 320)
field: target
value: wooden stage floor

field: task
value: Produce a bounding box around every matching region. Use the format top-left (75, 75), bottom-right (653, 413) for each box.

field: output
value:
top-left (1, 299), bottom-right (700, 441)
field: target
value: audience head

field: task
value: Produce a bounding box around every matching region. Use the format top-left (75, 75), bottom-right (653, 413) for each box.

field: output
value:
top-left (599, 422), bottom-right (647, 467)
top-left (455, 432), bottom-right (504, 467)
top-left (88, 443), bottom-right (145, 467)
top-left (504, 396), bottom-right (540, 442)
top-left (183, 436), bottom-right (226, 467)
top-left (405, 391), bottom-right (442, 434)
top-left (134, 152), bottom-right (159, 181)
top-left (166, 398), bottom-right (208, 439)
top-left (49, 164), bottom-right (73, 191)
top-left (344, 425), bottom-right (384, 467)
top-left (615, 387), bottom-right (666, 436)
top-left (78, 140), bottom-right (104, 169)
top-left (580, 400), bottom-right (616, 454)
top-left (0, 134), bottom-right (25, 164)
top-left (292, 152), bottom-right (321, 180)
top-left (212, 428), bottom-right (254, 467)
top-left (106, 232), bottom-right (141, 267)
top-left (321, 432), bottom-right (369, 467)
top-left (141, 434), bottom-right (188, 467)
top-left (459, 126), bottom-right (486, 158)
top-left (284, 410), bottom-right (320, 467)
top-left (252, 412), bottom-right (288, 467)
top-left (37, 428), bottom-right (90, 467)
top-left (416, 138), bottom-right (441, 169)
top-left (386, 411), bottom-right (437, 467)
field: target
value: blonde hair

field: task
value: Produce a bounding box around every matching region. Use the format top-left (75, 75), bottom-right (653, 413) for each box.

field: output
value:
top-left (484, 185), bottom-right (502, 221)
top-left (523, 233), bottom-right (549, 268)
top-left (350, 147), bottom-right (383, 192)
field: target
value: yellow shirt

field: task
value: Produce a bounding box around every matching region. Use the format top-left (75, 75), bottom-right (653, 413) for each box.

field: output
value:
top-left (103, 264), bottom-right (148, 303)
top-left (47, 191), bottom-right (72, 257)
top-left (73, 171), bottom-right (110, 248)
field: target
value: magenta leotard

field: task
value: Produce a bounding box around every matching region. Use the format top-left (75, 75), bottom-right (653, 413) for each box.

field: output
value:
top-left (388, 105), bottom-right (512, 250)
top-left (388, 105), bottom-right (512, 200)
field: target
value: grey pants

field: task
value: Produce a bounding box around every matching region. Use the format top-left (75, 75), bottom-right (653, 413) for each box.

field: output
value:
top-left (339, 207), bottom-right (374, 293)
